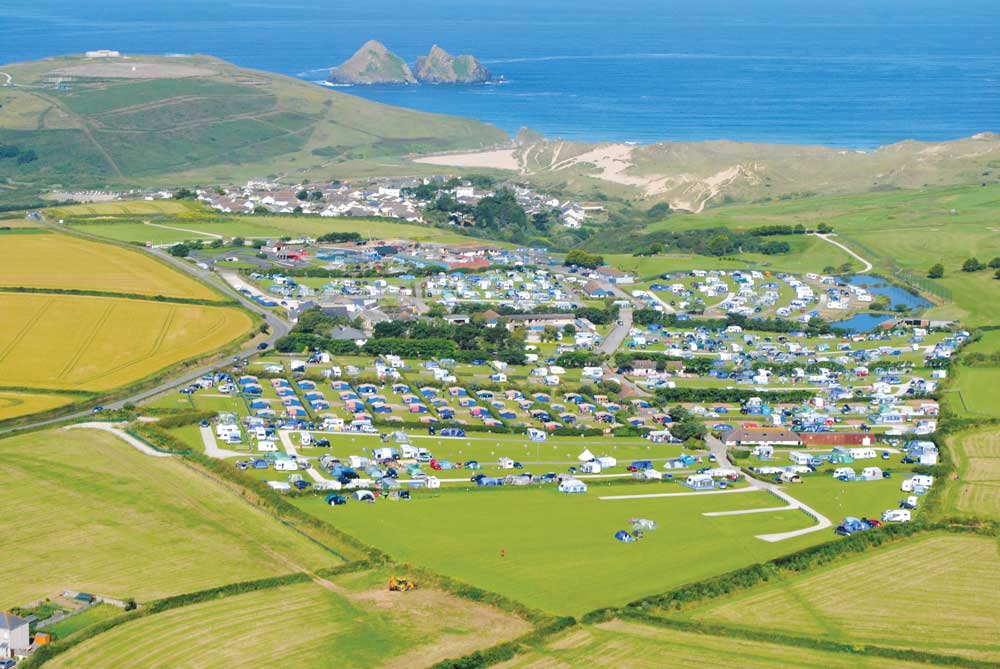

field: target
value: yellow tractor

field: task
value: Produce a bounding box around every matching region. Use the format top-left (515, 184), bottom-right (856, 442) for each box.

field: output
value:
top-left (388, 576), bottom-right (416, 591)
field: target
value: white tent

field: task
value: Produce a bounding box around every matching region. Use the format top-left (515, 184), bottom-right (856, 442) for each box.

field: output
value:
top-left (352, 489), bottom-right (375, 501)
top-left (577, 448), bottom-right (595, 462)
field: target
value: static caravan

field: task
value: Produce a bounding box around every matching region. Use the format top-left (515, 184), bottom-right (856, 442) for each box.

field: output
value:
top-left (788, 451), bottom-right (812, 466)
top-left (849, 448), bottom-right (877, 460)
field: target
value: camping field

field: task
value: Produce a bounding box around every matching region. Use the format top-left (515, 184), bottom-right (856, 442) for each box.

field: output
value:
top-left (498, 619), bottom-right (944, 669)
top-left (0, 293), bottom-right (252, 391)
top-left (298, 483), bottom-right (829, 615)
top-left (683, 533), bottom-right (1000, 662)
top-left (45, 572), bottom-right (531, 669)
top-left (0, 427), bottom-right (341, 609)
top-left (0, 231), bottom-right (218, 299)
top-left (945, 428), bottom-right (1000, 519)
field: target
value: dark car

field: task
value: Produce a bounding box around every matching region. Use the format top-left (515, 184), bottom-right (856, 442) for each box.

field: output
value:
top-left (512, 461), bottom-right (523, 469)
top-left (293, 479), bottom-right (311, 491)
top-left (315, 438), bottom-right (331, 448)
top-left (200, 419), bottom-right (210, 428)
top-left (326, 494), bottom-right (347, 506)
top-left (538, 472), bottom-right (557, 483)
top-left (92, 405), bottom-right (104, 413)
top-left (257, 342), bottom-right (269, 350)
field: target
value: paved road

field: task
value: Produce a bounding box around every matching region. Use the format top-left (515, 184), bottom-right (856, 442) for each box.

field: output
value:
top-left (0, 238), bottom-right (291, 437)
top-left (814, 233), bottom-right (873, 273)
top-left (598, 307), bottom-right (633, 355)
top-left (200, 425), bottom-right (244, 458)
top-left (705, 434), bottom-right (834, 542)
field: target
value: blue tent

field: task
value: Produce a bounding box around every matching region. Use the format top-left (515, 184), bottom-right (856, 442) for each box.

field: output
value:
top-left (614, 530), bottom-right (635, 543)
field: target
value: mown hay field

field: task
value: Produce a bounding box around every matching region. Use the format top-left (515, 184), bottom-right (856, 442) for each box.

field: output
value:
top-left (947, 429), bottom-right (1000, 518)
top-left (0, 293), bottom-right (251, 391)
top-left (0, 428), bottom-right (339, 609)
top-left (686, 534), bottom-right (1000, 662)
top-left (0, 232), bottom-right (217, 299)
top-left (497, 619), bottom-right (939, 669)
top-left (47, 573), bottom-right (530, 669)
top-left (47, 199), bottom-right (198, 217)
top-left (0, 390), bottom-right (76, 421)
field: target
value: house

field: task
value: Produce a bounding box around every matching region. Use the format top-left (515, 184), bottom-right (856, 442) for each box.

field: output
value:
top-left (583, 280), bottom-right (613, 298)
top-left (798, 432), bottom-right (873, 447)
top-left (0, 612), bottom-right (29, 660)
top-left (558, 478), bottom-right (588, 493)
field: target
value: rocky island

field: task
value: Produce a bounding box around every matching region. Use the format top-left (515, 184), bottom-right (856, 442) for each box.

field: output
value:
top-left (328, 41), bottom-right (493, 85)
top-left (328, 40), bottom-right (416, 85)
top-left (414, 44), bottom-right (492, 84)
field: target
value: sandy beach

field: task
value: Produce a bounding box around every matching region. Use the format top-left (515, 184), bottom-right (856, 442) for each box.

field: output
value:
top-left (413, 149), bottom-right (521, 171)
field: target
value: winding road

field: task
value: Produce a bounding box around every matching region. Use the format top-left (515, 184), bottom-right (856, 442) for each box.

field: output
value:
top-left (814, 233), bottom-right (873, 273)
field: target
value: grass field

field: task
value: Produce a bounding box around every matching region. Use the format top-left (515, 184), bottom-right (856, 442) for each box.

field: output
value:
top-left (0, 232), bottom-right (218, 299)
top-left (59, 205), bottom-right (485, 246)
top-left (951, 367), bottom-right (1000, 417)
top-left (0, 390), bottom-right (76, 421)
top-left (0, 293), bottom-right (252, 391)
top-left (686, 534), bottom-right (1000, 662)
top-left (0, 428), bottom-right (340, 609)
top-left (498, 619), bottom-right (944, 669)
top-left (44, 604), bottom-right (123, 641)
top-left (945, 429), bottom-right (1000, 519)
top-left (47, 573), bottom-right (530, 669)
top-left (298, 484), bottom-right (828, 615)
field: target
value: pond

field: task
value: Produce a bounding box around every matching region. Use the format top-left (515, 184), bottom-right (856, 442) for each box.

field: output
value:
top-left (830, 312), bottom-right (896, 333)
top-left (839, 274), bottom-right (931, 310)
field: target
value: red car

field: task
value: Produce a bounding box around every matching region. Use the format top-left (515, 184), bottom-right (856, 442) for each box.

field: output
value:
top-left (429, 459), bottom-right (442, 471)
top-left (866, 518), bottom-right (883, 528)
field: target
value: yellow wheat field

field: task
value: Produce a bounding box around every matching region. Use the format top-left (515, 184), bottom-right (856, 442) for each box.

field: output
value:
top-left (0, 293), bottom-right (251, 391)
top-left (691, 534), bottom-right (1000, 662)
top-left (0, 233), bottom-right (217, 299)
top-left (0, 391), bottom-right (75, 421)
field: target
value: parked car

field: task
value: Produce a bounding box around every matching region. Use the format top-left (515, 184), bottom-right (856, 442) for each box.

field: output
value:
top-left (92, 405), bottom-right (104, 414)
top-left (200, 419), bottom-right (210, 428)
top-left (881, 451), bottom-right (891, 460)
top-left (293, 480), bottom-right (311, 491)
top-left (257, 342), bottom-right (269, 350)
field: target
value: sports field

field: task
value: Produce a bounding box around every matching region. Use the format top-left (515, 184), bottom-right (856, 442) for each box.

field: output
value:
top-left (0, 232), bottom-right (218, 299)
top-left (946, 429), bottom-right (1000, 518)
top-left (0, 293), bottom-right (252, 391)
top-left (0, 428), bottom-right (339, 609)
top-left (0, 390), bottom-right (76, 421)
top-left (46, 574), bottom-right (530, 669)
top-left (500, 619), bottom-right (942, 669)
top-left (687, 534), bottom-right (1000, 662)
top-left (299, 484), bottom-right (827, 615)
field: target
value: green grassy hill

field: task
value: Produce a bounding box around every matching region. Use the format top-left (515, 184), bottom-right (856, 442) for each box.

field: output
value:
top-left (0, 54), bottom-right (507, 202)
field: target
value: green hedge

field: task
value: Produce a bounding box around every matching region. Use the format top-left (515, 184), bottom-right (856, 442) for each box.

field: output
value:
top-left (429, 616), bottom-right (577, 669)
top-left (0, 285), bottom-right (236, 307)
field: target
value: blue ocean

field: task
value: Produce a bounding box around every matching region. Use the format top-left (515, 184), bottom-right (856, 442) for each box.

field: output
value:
top-left (1, 0), bottom-right (997, 147)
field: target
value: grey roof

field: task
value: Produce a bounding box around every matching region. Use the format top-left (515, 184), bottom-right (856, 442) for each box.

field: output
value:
top-left (0, 611), bottom-right (28, 630)
top-left (329, 325), bottom-right (366, 340)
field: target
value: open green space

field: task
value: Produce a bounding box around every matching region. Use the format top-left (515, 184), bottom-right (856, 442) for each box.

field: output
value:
top-left (951, 367), bottom-right (1000, 417)
top-left (297, 483), bottom-right (826, 615)
top-left (501, 619), bottom-right (944, 669)
top-left (0, 427), bottom-right (339, 609)
top-left (44, 605), bottom-right (123, 641)
top-left (46, 572), bottom-right (530, 669)
top-left (684, 533), bottom-right (1000, 663)
top-left (944, 428), bottom-right (1000, 519)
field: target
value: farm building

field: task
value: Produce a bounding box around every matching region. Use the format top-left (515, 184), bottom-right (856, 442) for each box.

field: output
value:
top-left (0, 612), bottom-right (29, 660)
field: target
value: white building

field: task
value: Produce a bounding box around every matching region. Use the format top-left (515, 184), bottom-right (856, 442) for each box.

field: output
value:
top-left (0, 612), bottom-right (29, 660)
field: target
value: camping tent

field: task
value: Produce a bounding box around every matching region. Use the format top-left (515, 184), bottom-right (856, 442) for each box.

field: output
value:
top-left (614, 530), bottom-right (635, 543)
top-left (631, 518), bottom-right (658, 531)
top-left (352, 490), bottom-right (376, 502)
top-left (577, 448), bottom-right (595, 462)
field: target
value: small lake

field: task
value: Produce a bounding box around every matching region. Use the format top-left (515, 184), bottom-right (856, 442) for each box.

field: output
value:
top-left (839, 275), bottom-right (932, 310)
top-left (830, 312), bottom-right (896, 333)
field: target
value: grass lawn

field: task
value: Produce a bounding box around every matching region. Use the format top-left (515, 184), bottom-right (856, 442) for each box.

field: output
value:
top-left (47, 572), bottom-right (530, 669)
top-left (45, 604), bottom-right (123, 641)
top-left (0, 427), bottom-right (340, 609)
top-left (500, 619), bottom-right (943, 669)
top-left (944, 428), bottom-right (1000, 519)
top-left (0, 231), bottom-right (219, 300)
top-left (685, 533), bottom-right (1000, 662)
top-left (0, 293), bottom-right (252, 391)
top-left (297, 483), bottom-right (828, 615)
top-left (783, 471), bottom-right (917, 524)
